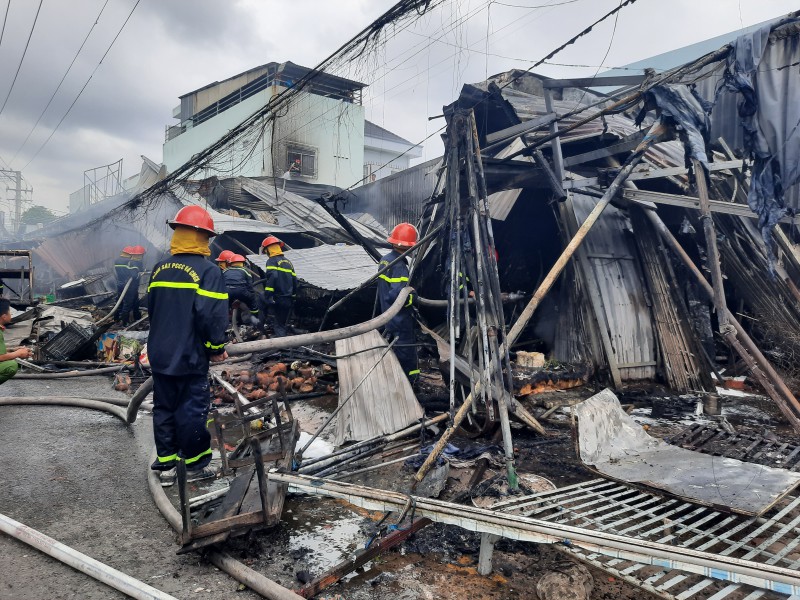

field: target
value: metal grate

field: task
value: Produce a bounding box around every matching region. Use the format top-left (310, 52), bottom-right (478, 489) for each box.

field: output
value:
top-left (492, 478), bottom-right (800, 598)
top-left (669, 425), bottom-right (800, 472)
top-left (40, 322), bottom-right (95, 361)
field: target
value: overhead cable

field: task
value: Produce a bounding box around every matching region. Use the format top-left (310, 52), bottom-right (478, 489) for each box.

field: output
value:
top-left (0, 0), bottom-right (43, 118)
top-left (11, 0), bottom-right (111, 164)
top-left (21, 0), bottom-right (140, 171)
top-left (0, 0), bottom-right (11, 50)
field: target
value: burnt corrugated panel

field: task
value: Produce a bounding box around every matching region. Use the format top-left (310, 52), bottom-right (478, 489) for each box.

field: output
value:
top-left (247, 244), bottom-right (375, 291)
top-left (571, 192), bottom-right (657, 381)
top-left (335, 330), bottom-right (424, 444)
top-left (346, 158), bottom-right (441, 230)
top-left (240, 179), bottom-right (387, 245)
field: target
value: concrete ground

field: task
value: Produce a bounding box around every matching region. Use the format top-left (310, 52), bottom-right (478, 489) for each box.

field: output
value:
top-left (0, 375), bottom-right (262, 600)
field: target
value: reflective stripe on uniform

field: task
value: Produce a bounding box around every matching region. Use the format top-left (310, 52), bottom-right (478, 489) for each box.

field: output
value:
top-left (405, 294), bottom-right (414, 307)
top-left (378, 274), bottom-right (409, 284)
top-left (205, 341), bottom-right (225, 350)
top-left (408, 369), bottom-right (420, 376)
top-left (148, 280), bottom-right (228, 300)
top-left (196, 288), bottom-right (228, 300)
top-left (264, 286), bottom-right (275, 292)
top-left (158, 453), bottom-right (178, 463)
top-left (266, 265), bottom-right (296, 275)
top-left (184, 447), bottom-right (212, 465)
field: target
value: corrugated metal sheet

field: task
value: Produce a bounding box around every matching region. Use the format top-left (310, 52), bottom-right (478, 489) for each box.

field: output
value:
top-left (240, 179), bottom-right (387, 245)
top-left (571, 192), bottom-right (657, 381)
top-left (487, 137), bottom-right (528, 221)
top-left (345, 157), bottom-right (441, 230)
top-left (247, 244), bottom-right (375, 291)
top-left (334, 330), bottom-right (424, 444)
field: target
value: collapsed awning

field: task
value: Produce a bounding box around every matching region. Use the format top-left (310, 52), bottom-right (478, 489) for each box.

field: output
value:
top-left (247, 244), bottom-right (376, 292)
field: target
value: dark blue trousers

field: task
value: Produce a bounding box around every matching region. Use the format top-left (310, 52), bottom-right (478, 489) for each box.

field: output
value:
top-left (151, 372), bottom-right (212, 471)
top-left (386, 313), bottom-right (418, 383)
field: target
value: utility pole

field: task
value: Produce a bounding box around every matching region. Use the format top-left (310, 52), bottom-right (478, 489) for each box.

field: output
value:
top-left (0, 169), bottom-right (32, 232)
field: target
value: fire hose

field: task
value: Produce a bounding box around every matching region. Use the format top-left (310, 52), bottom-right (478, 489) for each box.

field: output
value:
top-left (146, 452), bottom-right (304, 600)
top-left (125, 287), bottom-right (414, 424)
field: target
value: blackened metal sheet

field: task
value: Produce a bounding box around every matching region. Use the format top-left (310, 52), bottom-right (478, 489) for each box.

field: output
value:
top-left (575, 389), bottom-right (800, 516)
top-left (335, 330), bottom-right (424, 444)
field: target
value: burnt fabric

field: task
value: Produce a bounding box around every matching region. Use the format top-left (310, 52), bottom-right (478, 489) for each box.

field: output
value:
top-left (711, 18), bottom-right (800, 272)
top-left (147, 253), bottom-right (228, 376)
top-left (377, 249), bottom-right (418, 381)
top-left (636, 84), bottom-right (711, 169)
top-left (151, 373), bottom-right (212, 470)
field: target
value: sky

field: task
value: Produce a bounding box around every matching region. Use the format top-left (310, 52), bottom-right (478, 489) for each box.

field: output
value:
top-left (0, 0), bottom-right (795, 221)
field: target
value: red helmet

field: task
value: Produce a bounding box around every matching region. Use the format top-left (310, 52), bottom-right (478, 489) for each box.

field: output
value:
top-left (216, 250), bottom-right (235, 263)
top-left (121, 246), bottom-right (134, 255)
top-left (261, 235), bottom-right (285, 249)
top-left (229, 254), bottom-right (246, 264)
top-left (129, 245), bottom-right (146, 256)
top-left (169, 205), bottom-right (216, 236)
top-left (387, 223), bottom-right (418, 248)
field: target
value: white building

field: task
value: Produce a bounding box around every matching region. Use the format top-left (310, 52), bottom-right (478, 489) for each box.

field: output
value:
top-left (163, 62), bottom-right (420, 188)
top-left (363, 120), bottom-right (422, 183)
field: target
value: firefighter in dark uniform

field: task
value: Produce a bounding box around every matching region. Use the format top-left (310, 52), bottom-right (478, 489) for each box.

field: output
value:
top-left (377, 223), bottom-right (419, 384)
top-left (147, 205), bottom-right (229, 483)
top-left (114, 246), bottom-right (136, 324)
top-left (223, 254), bottom-right (262, 327)
top-left (261, 235), bottom-right (296, 337)
top-left (216, 249), bottom-right (234, 271)
top-left (119, 245), bottom-right (145, 325)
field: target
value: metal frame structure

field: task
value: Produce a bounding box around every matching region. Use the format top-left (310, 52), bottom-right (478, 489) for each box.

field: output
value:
top-left (269, 472), bottom-right (800, 595)
top-left (0, 250), bottom-right (34, 302)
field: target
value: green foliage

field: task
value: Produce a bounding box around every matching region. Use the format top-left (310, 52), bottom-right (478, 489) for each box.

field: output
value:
top-left (20, 205), bottom-right (57, 225)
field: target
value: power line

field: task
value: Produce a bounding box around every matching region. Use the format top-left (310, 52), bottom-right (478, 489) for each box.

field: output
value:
top-left (21, 0), bottom-right (140, 171)
top-left (0, 0), bottom-right (43, 118)
top-left (11, 0), bottom-right (111, 164)
top-left (0, 0), bottom-right (11, 50)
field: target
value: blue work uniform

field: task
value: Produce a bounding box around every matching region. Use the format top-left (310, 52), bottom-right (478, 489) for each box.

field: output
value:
top-left (377, 249), bottom-right (418, 383)
top-left (223, 266), bottom-right (262, 325)
top-left (264, 255), bottom-right (296, 337)
top-left (114, 256), bottom-right (141, 325)
top-left (147, 254), bottom-right (228, 472)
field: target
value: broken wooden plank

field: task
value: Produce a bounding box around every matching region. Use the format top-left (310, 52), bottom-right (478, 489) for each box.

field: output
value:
top-left (622, 188), bottom-right (800, 225)
top-left (564, 159), bottom-right (743, 190)
top-left (484, 113), bottom-right (557, 146)
top-left (563, 130), bottom-right (648, 168)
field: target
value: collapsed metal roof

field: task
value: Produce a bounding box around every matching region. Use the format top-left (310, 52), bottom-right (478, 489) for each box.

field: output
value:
top-left (247, 244), bottom-right (375, 292)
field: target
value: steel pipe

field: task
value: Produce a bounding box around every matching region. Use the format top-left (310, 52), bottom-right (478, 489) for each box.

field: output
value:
top-left (0, 511), bottom-right (177, 600)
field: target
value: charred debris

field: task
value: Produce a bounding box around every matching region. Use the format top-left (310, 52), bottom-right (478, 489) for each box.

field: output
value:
top-left (5, 15), bottom-right (800, 600)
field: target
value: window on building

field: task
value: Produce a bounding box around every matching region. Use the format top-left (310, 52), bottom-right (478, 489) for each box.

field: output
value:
top-left (364, 163), bottom-right (377, 183)
top-left (287, 145), bottom-right (317, 178)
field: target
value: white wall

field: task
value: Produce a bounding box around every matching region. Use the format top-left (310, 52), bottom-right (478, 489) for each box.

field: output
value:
top-left (363, 147), bottom-right (411, 182)
top-left (270, 90), bottom-right (364, 187)
top-left (163, 90), bottom-right (272, 176)
top-left (162, 87), bottom-right (365, 188)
